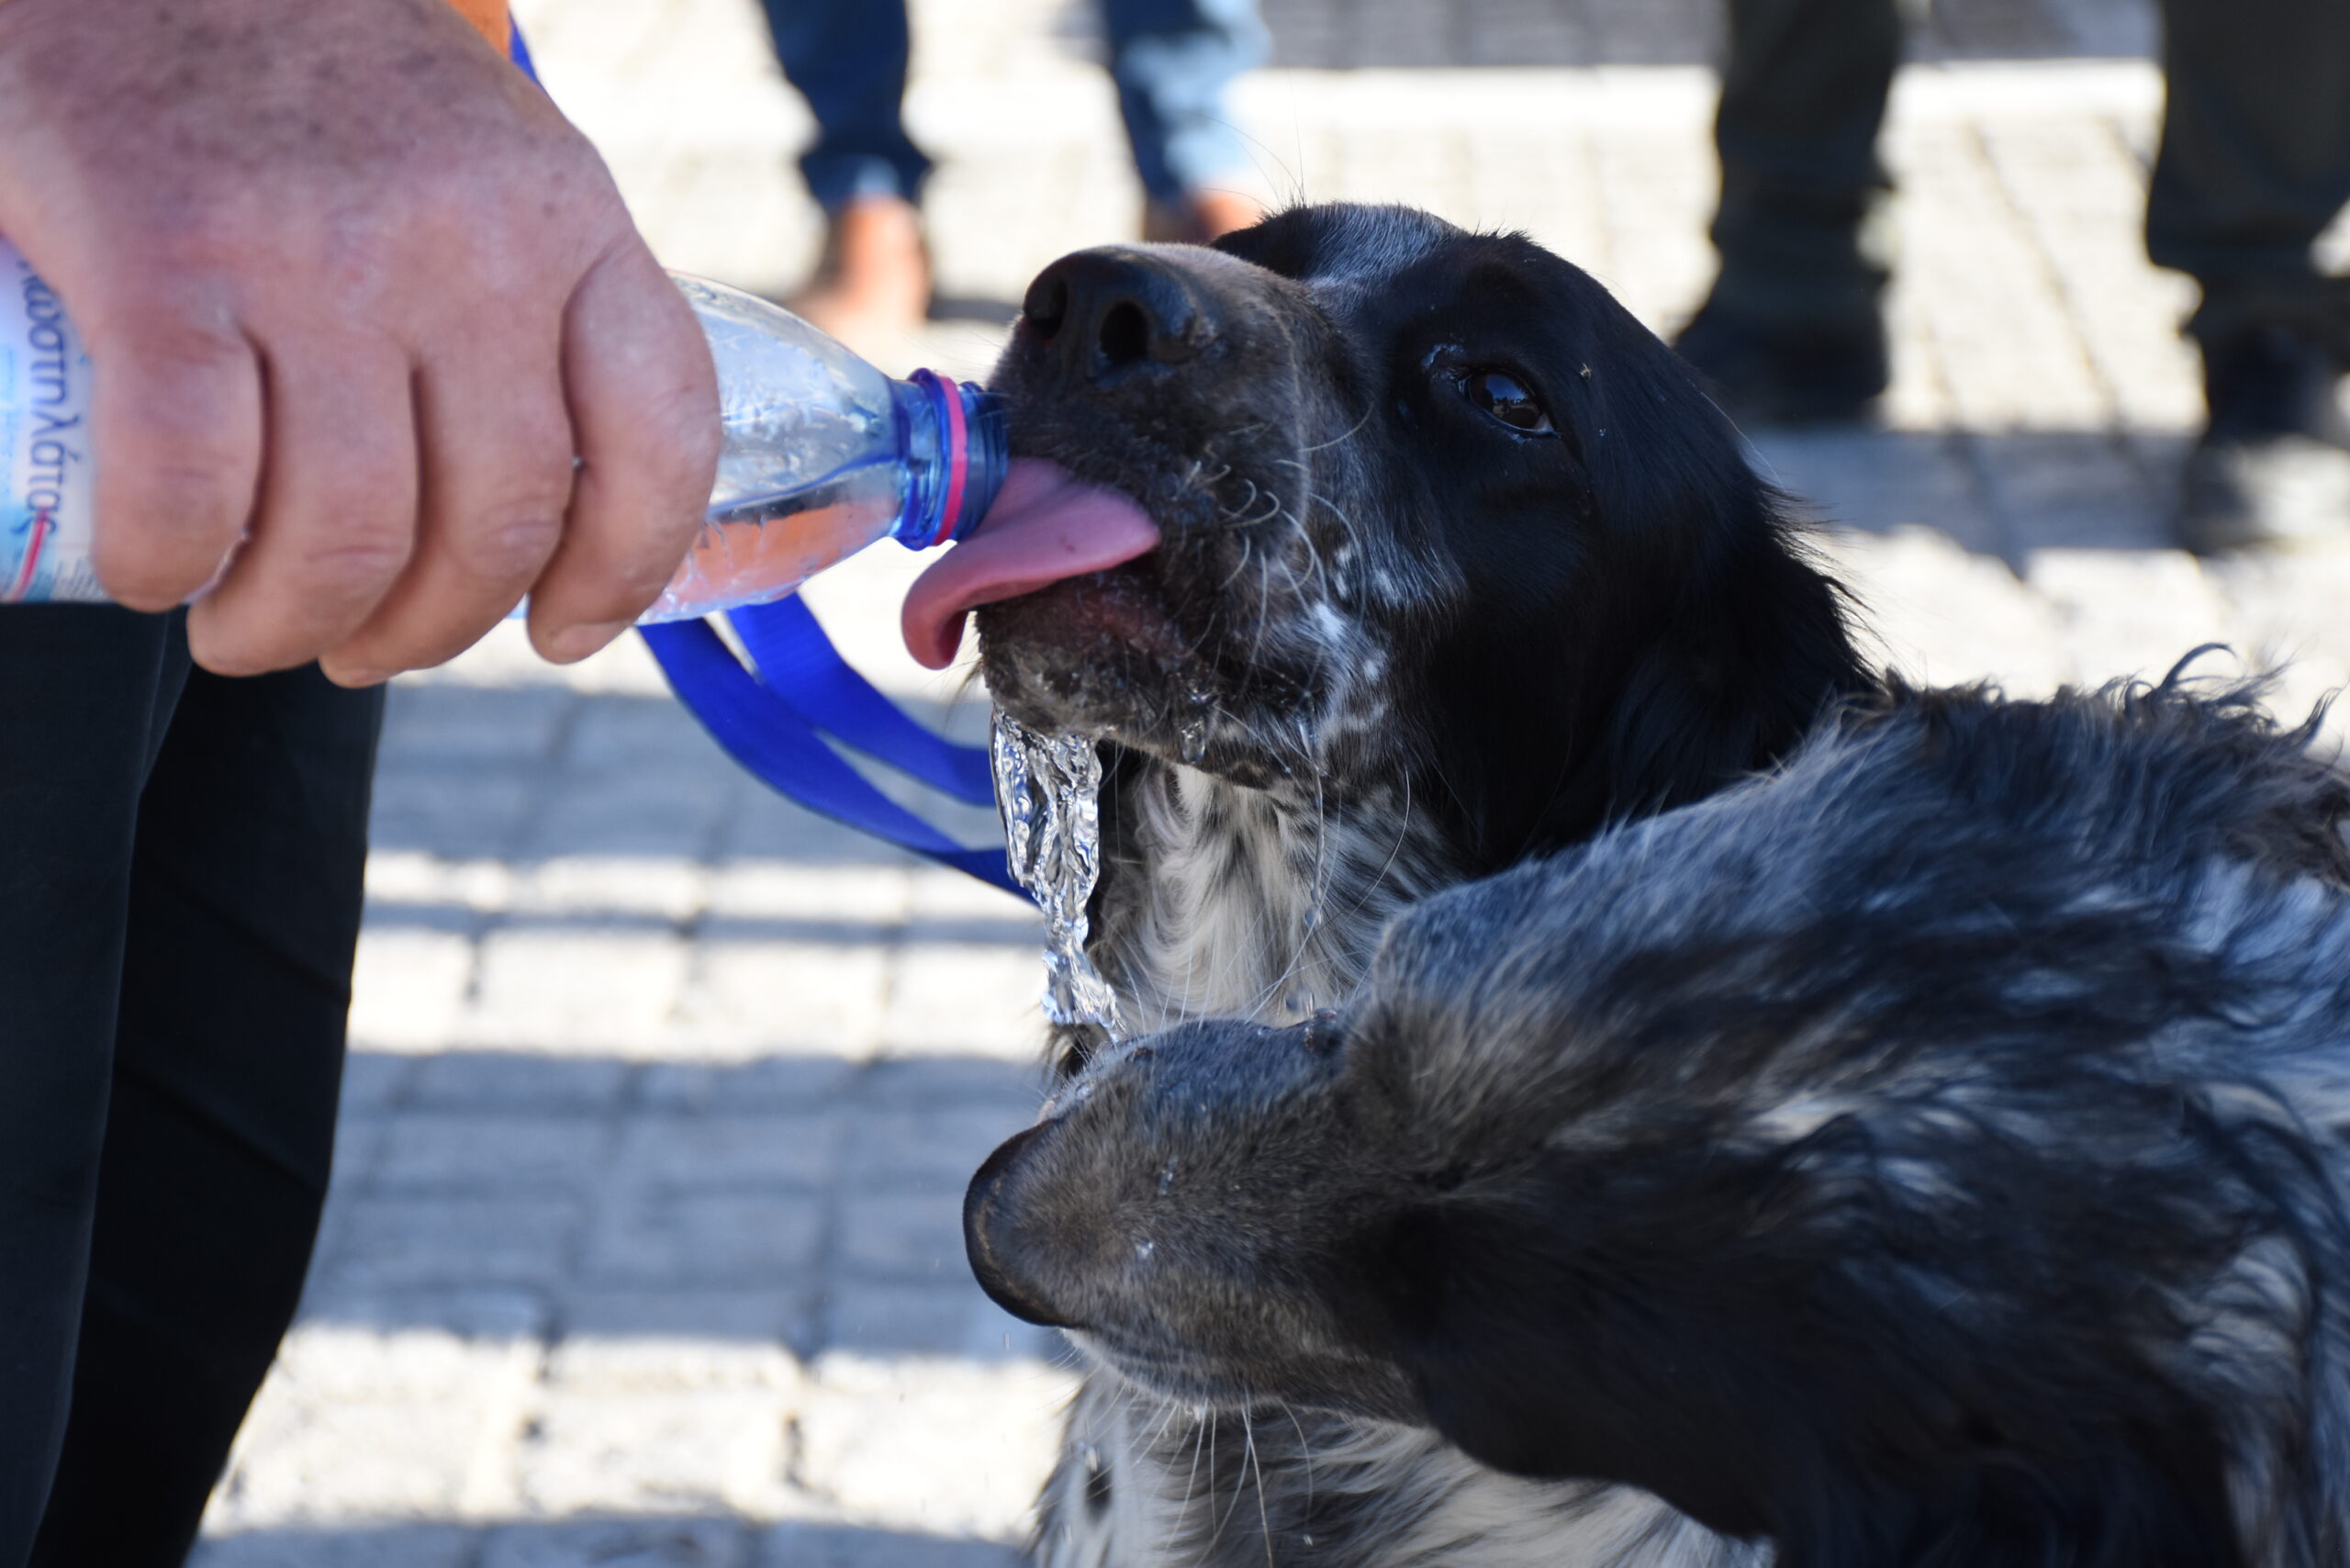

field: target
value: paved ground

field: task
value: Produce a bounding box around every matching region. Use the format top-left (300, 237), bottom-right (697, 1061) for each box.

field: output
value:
top-left (195, 0), bottom-right (2350, 1562)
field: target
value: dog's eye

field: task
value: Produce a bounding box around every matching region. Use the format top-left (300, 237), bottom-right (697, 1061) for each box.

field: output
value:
top-left (1461, 370), bottom-right (1555, 435)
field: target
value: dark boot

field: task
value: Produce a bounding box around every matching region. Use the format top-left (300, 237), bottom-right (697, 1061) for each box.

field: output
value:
top-left (1672, 297), bottom-right (1889, 426)
top-left (2177, 324), bottom-right (2350, 554)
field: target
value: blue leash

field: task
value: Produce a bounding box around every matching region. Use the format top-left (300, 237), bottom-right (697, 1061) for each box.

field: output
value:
top-left (508, 22), bottom-right (1022, 899)
top-left (641, 605), bottom-right (1021, 897)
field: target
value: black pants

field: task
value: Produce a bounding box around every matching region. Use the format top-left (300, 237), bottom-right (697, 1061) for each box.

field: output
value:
top-left (0, 608), bottom-right (383, 1567)
top-left (1710, 0), bottom-right (2350, 344)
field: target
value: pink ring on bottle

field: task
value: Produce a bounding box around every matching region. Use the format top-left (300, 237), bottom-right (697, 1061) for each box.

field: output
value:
top-left (6, 512), bottom-right (50, 603)
top-left (912, 369), bottom-right (969, 550)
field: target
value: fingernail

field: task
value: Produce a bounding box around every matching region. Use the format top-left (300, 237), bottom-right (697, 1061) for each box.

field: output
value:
top-left (545, 620), bottom-right (632, 664)
top-left (327, 666), bottom-right (393, 689)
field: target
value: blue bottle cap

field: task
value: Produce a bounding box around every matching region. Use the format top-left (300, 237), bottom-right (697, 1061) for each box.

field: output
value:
top-left (902, 370), bottom-right (1009, 551)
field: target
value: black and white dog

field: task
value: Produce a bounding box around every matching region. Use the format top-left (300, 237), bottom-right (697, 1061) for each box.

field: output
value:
top-left (968, 676), bottom-right (2350, 1568)
top-left (911, 204), bottom-right (1870, 1564)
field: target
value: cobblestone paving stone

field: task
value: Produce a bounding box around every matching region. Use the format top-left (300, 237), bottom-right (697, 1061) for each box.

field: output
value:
top-left (196, 0), bottom-right (2350, 1562)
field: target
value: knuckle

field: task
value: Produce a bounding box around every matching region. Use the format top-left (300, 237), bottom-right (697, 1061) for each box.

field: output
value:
top-left (86, 286), bottom-right (251, 377)
top-left (447, 500), bottom-right (565, 583)
top-left (122, 323), bottom-right (250, 386)
top-left (111, 454), bottom-right (252, 515)
top-left (280, 527), bottom-right (414, 609)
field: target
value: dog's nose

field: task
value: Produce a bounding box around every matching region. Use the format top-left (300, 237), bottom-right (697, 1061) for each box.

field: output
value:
top-left (965, 1121), bottom-right (1083, 1329)
top-left (1021, 249), bottom-right (1204, 383)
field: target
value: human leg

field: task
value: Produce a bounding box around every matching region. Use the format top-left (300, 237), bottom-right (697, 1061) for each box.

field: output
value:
top-left (1100, 0), bottom-right (1269, 240)
top-left (27, 662), bottom-right (383, 1567)
top-left (759, 0), bottom-right (929, 210)
top-left (757, 0), bottom-right (932, 345)
top-left (2151, 0), bottom-right (2350, 549)
top-left (1675, 0), bottom-right (1903, 422)
top-left (0, 608), bottom-right (189, 1566)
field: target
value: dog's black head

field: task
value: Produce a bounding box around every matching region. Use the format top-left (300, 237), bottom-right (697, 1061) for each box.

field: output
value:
top-left (968, 677), bottom-right (2350, 1568)
top-left (975, 203), bottom-right (1862, 863)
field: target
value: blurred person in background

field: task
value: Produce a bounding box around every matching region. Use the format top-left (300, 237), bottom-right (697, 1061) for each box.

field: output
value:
top-left (763, 0), bottom-right (1269, 346)
top-left (0, 1), bottom-right (718, 1562)
top-left (1673, 0), bottom-right (2350, 552)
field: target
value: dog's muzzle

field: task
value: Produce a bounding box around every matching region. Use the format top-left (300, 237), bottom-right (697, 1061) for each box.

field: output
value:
top-left (964, 1119), bottom-right (1085, 1330)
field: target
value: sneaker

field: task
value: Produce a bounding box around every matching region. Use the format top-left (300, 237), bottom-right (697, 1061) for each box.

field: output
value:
top-left (1142, 190), bottom-right (1265, 246)
top-left (1671, 298), bottom-right (1889, 426)
top-left (2177, 325), bottom-right (2350, 554)
top-left (787, 195), bottom-right (932, 353)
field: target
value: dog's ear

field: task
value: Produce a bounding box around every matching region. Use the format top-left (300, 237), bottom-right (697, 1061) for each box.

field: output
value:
top-left (1594, 509), bottom-right (1862, 828)
top-left (1374, 1185), bottom-right (2250, 1568)
top-left (1366, 1194), bottom-right (1781, 1540)
top-left (1417, 358), bottom-right (1869, 871)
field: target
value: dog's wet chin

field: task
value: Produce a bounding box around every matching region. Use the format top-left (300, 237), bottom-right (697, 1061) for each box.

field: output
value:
top-left (975, 566), bottom-right (1193, 737)
top-left (1083, 1327), bottom-right (1422, 1423)
top-left (976, 569), bottom-right (1319, 790)
top-left (975, 565), bottom-right (1304, 791)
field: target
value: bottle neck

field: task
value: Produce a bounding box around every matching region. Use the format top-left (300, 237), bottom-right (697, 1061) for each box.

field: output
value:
top-left (891, 371), bottom-right (1009, 552)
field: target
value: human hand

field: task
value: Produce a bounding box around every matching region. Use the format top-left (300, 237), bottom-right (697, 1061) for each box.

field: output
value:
top-left (0, 0), bottom-right (721, 679)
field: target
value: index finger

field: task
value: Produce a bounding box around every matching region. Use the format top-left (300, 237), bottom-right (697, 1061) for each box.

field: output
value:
top-left (526, 241), bottom-right (719, 663)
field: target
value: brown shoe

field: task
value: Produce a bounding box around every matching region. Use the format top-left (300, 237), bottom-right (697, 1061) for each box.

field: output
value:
top-left (787, 195), bottom-right (932, 351)
top-left (1142, 189), bottom-right (1266, 245)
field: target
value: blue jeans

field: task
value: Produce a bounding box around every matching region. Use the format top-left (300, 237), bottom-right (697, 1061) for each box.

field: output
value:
top-left (759, 0), bottom-right (1269, 209)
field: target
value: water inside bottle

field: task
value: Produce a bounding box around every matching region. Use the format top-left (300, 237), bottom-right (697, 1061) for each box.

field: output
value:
top-left (643, 454), bottom-right (903, 622)
top-left (631, 274), bottom-right (922, 622)
top-left (992, 710), bottom-right (1125, 1039)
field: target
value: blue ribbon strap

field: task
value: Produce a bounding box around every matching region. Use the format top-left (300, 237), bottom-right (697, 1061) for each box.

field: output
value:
top-left (641, 610), bottom-right (1022, 897)
top-left (725, 596), bottom-right (996, 806)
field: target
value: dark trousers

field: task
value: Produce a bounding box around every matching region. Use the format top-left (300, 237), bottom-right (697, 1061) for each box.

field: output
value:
top-left (1710, 0), bottom-right (2350, 345)
top-left (759, 0), bottom-right (1269, 208)
top-left (0, 608), bottom-right (382, 1568)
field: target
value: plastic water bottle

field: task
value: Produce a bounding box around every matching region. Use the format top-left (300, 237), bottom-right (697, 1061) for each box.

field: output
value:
top-left (650, 274), bottom-right (1006, 622)
top-left (0, 242), bottom-right (1006, 618)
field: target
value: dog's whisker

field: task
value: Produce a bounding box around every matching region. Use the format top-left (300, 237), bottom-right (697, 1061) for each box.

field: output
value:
top-left (1218, 534), bottom-right (1257, 597)
top-left (1241, 1400), bottom-right (1274, 1568)
top-left (1278, 1399), bottom-right (1316, 1518)
top-left (1202, 1402), bottom-right (1254, 1561)
top-left (1171, 1404), bottom-right (1209, 1555)
top-left (1299, 402), bottom-right (1375, 455)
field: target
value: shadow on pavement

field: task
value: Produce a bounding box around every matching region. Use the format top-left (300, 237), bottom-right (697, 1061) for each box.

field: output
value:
top-left (194, 1518), bottom-right (1018, 1568)
top-left (1257, 0), bottom-right (2154, 69)
top-left (369, 687), bottom-right (1010, 869)
top-left (1747, 424), bottom-right (2196, 562)
top-left (304, 1050), bottom-right (1059, 1361)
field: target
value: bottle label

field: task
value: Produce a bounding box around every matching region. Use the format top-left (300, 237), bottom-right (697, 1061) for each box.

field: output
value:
top-left (0, 239), bottom-right (99, 603)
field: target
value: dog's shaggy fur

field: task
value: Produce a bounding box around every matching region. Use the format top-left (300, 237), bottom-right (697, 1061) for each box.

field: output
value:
top-left (971, 203), bottom-right (1867, 1564)
top-left (969, 676), bottom-right (2350, 1568)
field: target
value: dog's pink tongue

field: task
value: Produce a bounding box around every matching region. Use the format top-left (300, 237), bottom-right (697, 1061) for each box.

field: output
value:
top-left (901, 458), bottom-right (1160, 669)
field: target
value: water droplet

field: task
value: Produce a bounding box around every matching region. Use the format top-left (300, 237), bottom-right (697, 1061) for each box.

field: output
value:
top-left (1157, 1159), bottom-right (1179, 1194)
top-left (1134, 1239), bottom-right (1155, 1261)
top-left (1178, 716), bottom-right (1210, 765)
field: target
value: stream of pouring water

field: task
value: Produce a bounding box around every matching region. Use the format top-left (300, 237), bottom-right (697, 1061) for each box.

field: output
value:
top-left (992, 711), bottom-right (1125, 1038)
